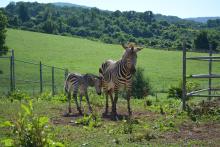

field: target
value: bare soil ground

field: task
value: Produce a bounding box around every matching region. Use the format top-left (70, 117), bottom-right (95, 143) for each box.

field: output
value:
top-left (50, 98), bottom-right (220, 145)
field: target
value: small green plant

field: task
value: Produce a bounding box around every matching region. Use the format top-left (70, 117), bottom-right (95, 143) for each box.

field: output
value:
top-left (168, 86), bottom-right (182, 99)
top-left (144, 99), bottom-right (152, 107)
top-left (168, 80), bottom-right (200, 100)
top-left (75, 113), bottom-right (102, 130)
top-left (37, 92), bottom-right (67, 102)
top-left (122, 119), bottom-right (134, 134)
top-left (122, 118), bottom-right (139, 134)
top-left (129, 129), bottom-right (156, 142)
top-left (38, 92), bottom-right (52, 101)
top-left (9, 89), bottom-right (30, 102)
top-left (52, 93), bottom-right (67, 102)
top-left (0, 100), bottom-right (64, 147)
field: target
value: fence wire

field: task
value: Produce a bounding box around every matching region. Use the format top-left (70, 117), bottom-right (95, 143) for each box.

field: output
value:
top-left (0, 55), bottom-right (11, 95)
top-left (0, 50), bottom-right (67, 95)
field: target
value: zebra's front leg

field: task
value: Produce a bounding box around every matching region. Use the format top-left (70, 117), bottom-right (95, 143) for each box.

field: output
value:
top-left (85, 92), bottom-right (92, 113)
top-left (103, 93), bottom-right (109, 115)
top-left (112, 89), bottom-right (119, 120)
top-left (127, 90), bottom-right (132, 117)
top-left (73, 92), bottom-right (83, 115)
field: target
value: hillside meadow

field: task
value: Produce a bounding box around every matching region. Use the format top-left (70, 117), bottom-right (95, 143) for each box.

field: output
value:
top-left (3, 28), bottom-right (220, 92)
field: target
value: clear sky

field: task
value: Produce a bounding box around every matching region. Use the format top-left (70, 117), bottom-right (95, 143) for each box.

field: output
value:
top-left (0, 0), bottom-right (220, 18)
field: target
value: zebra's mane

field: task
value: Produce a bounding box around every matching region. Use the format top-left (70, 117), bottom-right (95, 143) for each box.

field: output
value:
top-left (83, 73), bottom-right (100, 86)
top-left (83, 73), bottom-right (99, 79)
top-left (127, 42), bottom-right (136, 48)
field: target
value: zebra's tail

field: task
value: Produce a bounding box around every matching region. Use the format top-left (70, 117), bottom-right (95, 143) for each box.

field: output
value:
top-left (99, 60), bottom-right (115, 79)
top-left (64, 74), bottom-right (70, 94)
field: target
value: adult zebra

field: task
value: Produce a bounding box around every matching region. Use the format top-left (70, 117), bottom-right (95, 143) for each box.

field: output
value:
top-left (64, 73), bottom-right (102, 115)
top-left (99, 43), bottom-right (143, 119)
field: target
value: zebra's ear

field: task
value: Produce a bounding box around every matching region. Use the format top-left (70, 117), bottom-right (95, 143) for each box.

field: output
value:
top-left (135, 47), bottom-right (143, 52)
top-left (122, 43), bottom-right (128, 49)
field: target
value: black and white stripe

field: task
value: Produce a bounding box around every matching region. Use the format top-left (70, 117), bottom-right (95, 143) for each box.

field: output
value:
top-left (99, 44), bottom-right (143, 119)
top-left (64, 73), bottom-right (102, 114)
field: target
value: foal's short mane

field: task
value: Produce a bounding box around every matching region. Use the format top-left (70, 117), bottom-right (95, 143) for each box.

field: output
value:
top-left (85, 73), bottom-right (100, 81)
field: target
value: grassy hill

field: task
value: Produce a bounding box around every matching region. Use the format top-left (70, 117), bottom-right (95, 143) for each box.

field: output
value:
top-left (2, 29), bottom-right (220, 93)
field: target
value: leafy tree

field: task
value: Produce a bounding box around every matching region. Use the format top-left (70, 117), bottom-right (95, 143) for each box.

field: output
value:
top-left (42, 19), bottom-right (57, 33)
top-left (207, 19), bottom-right (220, 28)
top-left (194, 31), bottom-right (209, 50)
top-left (3, 2), bottom-right (220, 51)
top-left (18, 3), bottom-right (30, 22)
top-left (0, 10), bottom-right (8, 56)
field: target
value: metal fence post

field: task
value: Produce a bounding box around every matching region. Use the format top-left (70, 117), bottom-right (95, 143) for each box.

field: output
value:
top-left (11, 49), bottom-right (15, 91)
top-left (52, 66), bottom-right (55, 96)
top-left (10, 52), bottom-right (13, 92)
top-left (208, 44), bottom-right (212, 99)
top-left (182, 43), bottom-right (187, 111)
top-left (40, 61), bottom-right (43, 93)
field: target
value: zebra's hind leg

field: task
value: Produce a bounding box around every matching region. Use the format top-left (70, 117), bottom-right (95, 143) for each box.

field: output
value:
top-left (112, 90), bottom-right (119, 121)
top-left (67, 92), bottom-right (72, 114)
top-left (109, 92), bottom-right (114, 113)
top-left (73, 92), bottom-right (83, 115)
top-left (85, 92), bottom-right (92, 113)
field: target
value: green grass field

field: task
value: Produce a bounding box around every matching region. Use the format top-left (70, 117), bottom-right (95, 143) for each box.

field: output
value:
top-left (1, 28), bottom-right (220, 94)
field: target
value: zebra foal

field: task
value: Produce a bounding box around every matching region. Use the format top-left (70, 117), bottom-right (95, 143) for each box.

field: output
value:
top-left (64, 73), bottom-right (102, 115)
top-left (99, 43), bottom-right (143, 119)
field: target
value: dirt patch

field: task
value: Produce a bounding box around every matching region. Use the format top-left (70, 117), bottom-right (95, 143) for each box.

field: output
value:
top-left (50, 103), bottom-right (158, 125)
top-left (164, 122), bottom-right (220, 143)
top-left (164, 98), bottom-right (220, 143)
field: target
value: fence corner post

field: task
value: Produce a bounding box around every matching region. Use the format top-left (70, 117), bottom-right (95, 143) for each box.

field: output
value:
top-left (208, 44), bottom-right (212, 99)
top-left (182, 42), bottom-right (187, 111)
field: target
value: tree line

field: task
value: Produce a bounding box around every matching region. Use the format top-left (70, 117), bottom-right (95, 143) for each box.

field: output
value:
top-left (2, 2), bottom-right (220, 51)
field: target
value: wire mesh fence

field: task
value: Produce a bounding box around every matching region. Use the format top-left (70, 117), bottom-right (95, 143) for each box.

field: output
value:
top-left (0, 50), bottom-right (68, 96)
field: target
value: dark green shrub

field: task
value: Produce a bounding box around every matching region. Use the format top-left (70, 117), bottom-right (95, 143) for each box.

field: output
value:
top-left (167, 86), bottom-right (182, 99)
top-left (132, 67), bottom-right (152, 99)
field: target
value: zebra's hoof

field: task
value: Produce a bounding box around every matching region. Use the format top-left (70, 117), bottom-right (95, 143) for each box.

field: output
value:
top-left (112, 116), bottom-right (119, 121)
top-left (102, 112), bottom-right (108, 117)
top-left (64, 112), bottom-right (70, 117)
top-left (111, 113), bottom-right (119, 121)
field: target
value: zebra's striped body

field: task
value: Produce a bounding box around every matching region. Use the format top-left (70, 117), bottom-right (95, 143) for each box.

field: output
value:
top-left (99, 44), bottom-right (143, 119)
top-left (64, 73), bottom-right (102, 114)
